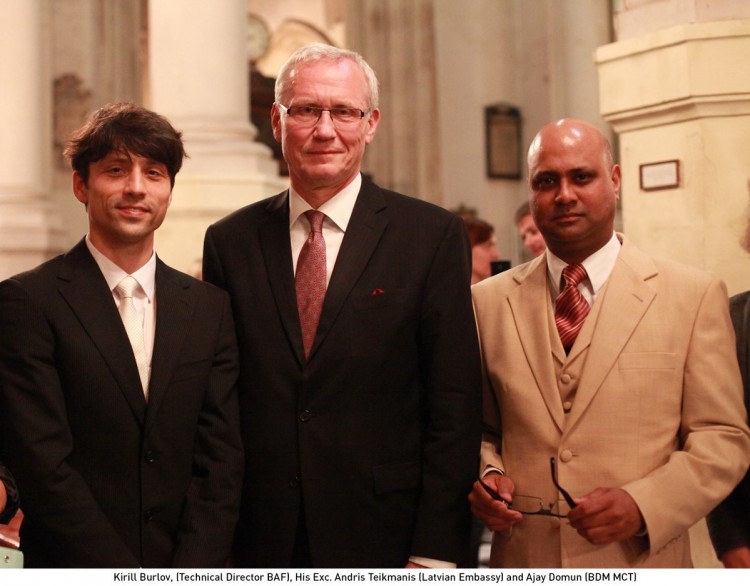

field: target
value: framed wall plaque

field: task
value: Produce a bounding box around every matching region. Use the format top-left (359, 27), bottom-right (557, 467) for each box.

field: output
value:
top-left (639, 160), bottom-right (680, 191)
top-left (485, 104), bottom-right (521, 179)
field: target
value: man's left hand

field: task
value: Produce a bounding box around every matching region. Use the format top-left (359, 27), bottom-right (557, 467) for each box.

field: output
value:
top-left (567, 487), bottom-right (644, 545)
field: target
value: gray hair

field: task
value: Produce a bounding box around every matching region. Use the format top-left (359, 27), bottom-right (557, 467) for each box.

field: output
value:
top-left (275, 43), bottom-right (379, 109)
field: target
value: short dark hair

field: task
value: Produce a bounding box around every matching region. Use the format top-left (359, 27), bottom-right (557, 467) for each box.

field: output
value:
top-left (463, 217), bottom-right (495, 247)
top-left (63, 102), bottom-right (187, 187)
top-left (514, 201), bottom-right (531, 225)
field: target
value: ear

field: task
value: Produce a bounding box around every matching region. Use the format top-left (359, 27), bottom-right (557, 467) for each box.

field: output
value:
top-left (72, 171), bottom-right (88, 206)
top-left (611, 164), bottom-right (622, 201)
top-left (364, 108), bottom-right (380, 145)
top-left (271, 103), bottom-right (282, 143)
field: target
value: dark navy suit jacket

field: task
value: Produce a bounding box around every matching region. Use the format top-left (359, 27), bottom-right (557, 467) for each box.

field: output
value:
top-left (203, 177), bottom-right (482, 567)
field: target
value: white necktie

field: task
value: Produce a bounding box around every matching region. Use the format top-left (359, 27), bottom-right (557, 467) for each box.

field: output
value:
top-left (115, 276), bottom-right (149, 399)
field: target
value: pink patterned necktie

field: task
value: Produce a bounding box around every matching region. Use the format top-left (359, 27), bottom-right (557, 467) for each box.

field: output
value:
top-left (555, 264), bottom-right (590, 353)
top-left (296, 210), bottom-right (327, 359)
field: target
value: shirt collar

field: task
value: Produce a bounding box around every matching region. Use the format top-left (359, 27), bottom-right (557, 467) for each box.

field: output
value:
top-left (85, 235), bottom-right (157, 302)
top-left (546, 232), bottom-right (621, 298)
top-left (288, 173), bottom-right (362, 232)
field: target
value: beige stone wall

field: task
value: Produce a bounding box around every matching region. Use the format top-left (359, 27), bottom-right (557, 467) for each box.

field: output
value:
top-left (597, 19), bottom-right (750, 295)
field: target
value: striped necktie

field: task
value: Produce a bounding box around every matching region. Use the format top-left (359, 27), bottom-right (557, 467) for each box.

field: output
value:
top-left (555, 264), bottom-right (590, 353)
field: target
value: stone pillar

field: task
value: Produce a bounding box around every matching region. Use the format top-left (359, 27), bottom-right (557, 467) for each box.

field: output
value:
top-left (347, 0), bottom-right (442, 205)
top-left (0, 0), bottom-right (63, 280)
top-left (597, 19), bottom-right (750, 296)
top-left (148, 0), bottom-right (284, 274)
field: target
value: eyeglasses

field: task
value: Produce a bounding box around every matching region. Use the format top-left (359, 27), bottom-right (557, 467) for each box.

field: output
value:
top-left (478, 457), bottom-right (577, 518)
top-left (277, 103), bottom-right (370, 126)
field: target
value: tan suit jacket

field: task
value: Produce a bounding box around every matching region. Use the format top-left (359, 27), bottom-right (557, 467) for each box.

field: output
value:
top-left (472, 235), bottom-right (750, 568)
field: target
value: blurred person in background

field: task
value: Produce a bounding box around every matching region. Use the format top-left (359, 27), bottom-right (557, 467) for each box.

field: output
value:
top-left (515, 201), bottom-right (546, 257)
top-left (464, 217), bottom-right (501, 284)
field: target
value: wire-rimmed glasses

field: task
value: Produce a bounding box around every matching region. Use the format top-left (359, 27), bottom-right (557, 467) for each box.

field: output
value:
top-left (276, 103), bottom-right (370, 126)
top-left (478, 457), bottom-right (577, 518)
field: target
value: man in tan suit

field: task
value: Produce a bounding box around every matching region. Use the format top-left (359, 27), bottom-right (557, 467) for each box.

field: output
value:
top-left (469, 118), bottom-right (750, 568)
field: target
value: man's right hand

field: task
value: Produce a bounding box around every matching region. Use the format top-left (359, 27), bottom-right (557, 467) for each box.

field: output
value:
top-left (720, 546), bottom-right (750, 568)
top-left (468, 472), bottom-right (523, 531)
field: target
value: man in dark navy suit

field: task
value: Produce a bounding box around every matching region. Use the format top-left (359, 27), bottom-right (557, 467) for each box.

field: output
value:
top-left (204, 44), bottom-right (481, 568)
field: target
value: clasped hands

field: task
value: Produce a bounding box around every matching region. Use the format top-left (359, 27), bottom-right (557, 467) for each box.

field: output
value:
top-left (468, 472), bottom-right (645, 545)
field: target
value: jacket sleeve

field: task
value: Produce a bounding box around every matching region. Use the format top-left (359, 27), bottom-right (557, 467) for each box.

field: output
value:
top-left (623, 278), bottom-right (750, 553)
top-left (171, 288), bottom-right (244, 567)
top-left (409, 214), bottom-right (483, 565)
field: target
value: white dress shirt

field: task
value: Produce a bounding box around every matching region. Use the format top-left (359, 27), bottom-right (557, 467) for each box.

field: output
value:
top-left (546, 232), bottom-right (622, 307)
top-left (289, 174), bottom-right (361, 284)
top-left (85, 236), bottom-right (157, 376)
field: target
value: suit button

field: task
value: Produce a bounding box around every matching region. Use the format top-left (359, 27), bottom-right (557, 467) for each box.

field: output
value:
top-left (299, 410), bottom-right (312, 422)
top-left (562, 401), bottom-right (572, 412)
top-left (289, 476), bottom-right (300, 488)
top-left (559, 449), bottom-right (573, 462)
top-left (560, 373), bottom-right (572, 384)
top-left (144, 510), bottom-right (154, 522)
top-left (145, 450), bottom-right (155, 463)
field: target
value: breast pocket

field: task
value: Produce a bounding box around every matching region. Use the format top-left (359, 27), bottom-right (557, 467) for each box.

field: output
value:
top-left (169, 358), bottom-right (211, 383)
top-left (351, 287), bottom-right (412, 312)
top-left (618, 352), bottom-right (676, 370)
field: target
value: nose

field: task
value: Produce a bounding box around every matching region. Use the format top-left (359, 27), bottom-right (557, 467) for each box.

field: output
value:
top-left (125, 168), bottom-right (146, 195)
top-left (312, 110), bottom-right (337, 138)
top-left (555, 179), bottom-right (577, 204)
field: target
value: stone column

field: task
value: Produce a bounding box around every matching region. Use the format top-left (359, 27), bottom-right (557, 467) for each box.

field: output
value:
top-left (0, 0), bottom-right (63, 279)
top-left (148, 0), bottom-right (284, 274)
top-left (597, 19), bottom-right (750, 296)
top-left (347, 0), bottom-right (443, 205)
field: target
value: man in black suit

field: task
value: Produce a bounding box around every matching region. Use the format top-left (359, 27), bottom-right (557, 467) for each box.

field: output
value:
top-left (203, 43), bottom-right (482, 569)
top-left (0, 103), bottom-right (244, 567)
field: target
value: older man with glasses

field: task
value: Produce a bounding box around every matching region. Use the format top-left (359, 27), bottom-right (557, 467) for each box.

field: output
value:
top-left (203, 43), bottom-right (481, 569)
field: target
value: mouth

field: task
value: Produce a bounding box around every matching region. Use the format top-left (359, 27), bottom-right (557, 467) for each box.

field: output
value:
top-left (116, 205), bottom-right (149, 217)
top-left (553, 212), bottom-right (583, 223)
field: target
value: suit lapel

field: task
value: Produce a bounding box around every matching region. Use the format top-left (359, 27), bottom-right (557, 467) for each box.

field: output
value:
top-left (309, 180), bottom-right (388, 359)
top-left (566, 238), bottom-right (658, 430)
top-left (57, 240), bottom-right (147, 424)
top-left (145, 260), bottom-right (193, 432)
top-left (258, 191), bottom-right (306, 363)
top-left (508, 256), bottom-right (566, 431)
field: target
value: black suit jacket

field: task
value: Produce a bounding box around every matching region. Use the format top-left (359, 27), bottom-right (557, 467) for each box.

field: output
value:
top-left (0, 462), bottom-right (18, 525)
top-left (0, 240), bottom-right (244, 568)
top-left (203, 177), bottom-right (482, 567)
top-left (707, 290), bottom-right (750, 557)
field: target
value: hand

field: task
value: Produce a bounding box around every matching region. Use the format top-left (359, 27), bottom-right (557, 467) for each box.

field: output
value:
top-left (567, 487), bottom-right (644, 545)
top-left (0, 480), bottom-right (6, 516)
top-left (405, 561), bottom-right (427, 568)
top-left (720, 546), bottom-right (750, 568)
top-left (468, 472), bottom-right (523, 531)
